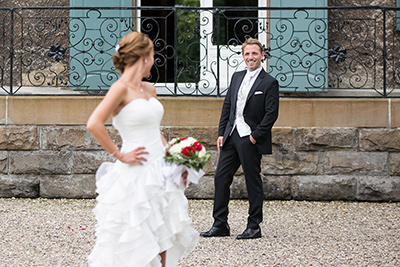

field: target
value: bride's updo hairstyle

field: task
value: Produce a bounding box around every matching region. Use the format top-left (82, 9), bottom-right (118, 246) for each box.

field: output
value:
top-left (112, 31), bottom-right (153, 73)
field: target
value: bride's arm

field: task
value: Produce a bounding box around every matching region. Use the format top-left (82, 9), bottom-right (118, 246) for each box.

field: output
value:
top-left (87, 83), bottom-right (125, 154)
top-left (160, 132), bottom-right (167, 146)
top-left (87, 84), bottom-right (148, 164)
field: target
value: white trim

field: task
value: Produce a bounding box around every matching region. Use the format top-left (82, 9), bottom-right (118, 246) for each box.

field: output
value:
top-left (199, 0), bottom-right (268, 89)
top-left (135, 0), bottom-right (141, 31)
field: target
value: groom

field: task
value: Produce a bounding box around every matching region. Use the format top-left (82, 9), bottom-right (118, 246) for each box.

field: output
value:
top-left (200, 38), bottom-right (279, 239)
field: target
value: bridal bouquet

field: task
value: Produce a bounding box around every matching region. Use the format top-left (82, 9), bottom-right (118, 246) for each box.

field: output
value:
top-left (163, 137), bottom-right (211, 187)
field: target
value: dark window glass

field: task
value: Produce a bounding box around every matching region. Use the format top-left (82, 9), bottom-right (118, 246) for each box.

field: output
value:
top-left (213, 0), bottom-right (258, 45)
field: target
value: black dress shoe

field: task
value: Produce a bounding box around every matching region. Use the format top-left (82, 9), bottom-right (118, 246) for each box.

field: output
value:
top-left (236, 227), bottom-right (261, 239)
top-left (200, 225), bottom-right (230, 237)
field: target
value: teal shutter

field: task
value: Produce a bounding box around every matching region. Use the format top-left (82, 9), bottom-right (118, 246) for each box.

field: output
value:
top-left (269, 0), bottom-right (328, 93)
top-left (69, 0), bottom-right (132, 90)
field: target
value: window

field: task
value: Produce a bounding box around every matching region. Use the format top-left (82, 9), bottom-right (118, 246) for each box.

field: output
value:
top-left (213, 0), bottom-right (258, 45)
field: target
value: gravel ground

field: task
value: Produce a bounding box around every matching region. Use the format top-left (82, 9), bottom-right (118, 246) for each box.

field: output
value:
top-left (0, 198), bottom-right (399, 267)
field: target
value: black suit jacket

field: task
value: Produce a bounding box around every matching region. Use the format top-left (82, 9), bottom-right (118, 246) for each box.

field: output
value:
top-left (218, 68), bottom-right (279, 154)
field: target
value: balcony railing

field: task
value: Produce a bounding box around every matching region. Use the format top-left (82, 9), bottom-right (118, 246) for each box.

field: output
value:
top-left (0, 6), bottom-right (399, 97)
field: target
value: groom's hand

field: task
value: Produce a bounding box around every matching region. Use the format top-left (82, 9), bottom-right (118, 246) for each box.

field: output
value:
top-left (217, 136), bottom-right (223, 153)
top-left (250, 135), bottom-right (257, 145)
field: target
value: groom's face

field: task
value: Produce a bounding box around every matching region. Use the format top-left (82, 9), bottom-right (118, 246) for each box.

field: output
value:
top-left (242, 44), bottom-right (264, 72)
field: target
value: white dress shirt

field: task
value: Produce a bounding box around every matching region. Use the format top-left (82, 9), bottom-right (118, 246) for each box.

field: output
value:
top-left (233, 67), bottom-right (263, 137)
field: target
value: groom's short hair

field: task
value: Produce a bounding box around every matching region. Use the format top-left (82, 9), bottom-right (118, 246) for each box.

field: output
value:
top-left (241, 38), bottom-right (263, 54)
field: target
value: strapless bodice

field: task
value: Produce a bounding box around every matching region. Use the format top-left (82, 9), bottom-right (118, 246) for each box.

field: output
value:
top-left (112, 97), bottom-right (164, 160)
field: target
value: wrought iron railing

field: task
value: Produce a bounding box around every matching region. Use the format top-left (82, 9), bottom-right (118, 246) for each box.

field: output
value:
top-left (0, 6), bottom-right (399, 97)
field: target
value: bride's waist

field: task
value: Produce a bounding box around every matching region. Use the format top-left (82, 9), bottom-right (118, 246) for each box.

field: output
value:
top-left (121, 138), bottom-right (165, 157)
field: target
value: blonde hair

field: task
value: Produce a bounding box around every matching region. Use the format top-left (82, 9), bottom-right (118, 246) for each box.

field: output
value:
top-left (241, 38), bottom-right (263, 54)
top-left (112, 32), bottom-right (154, 73)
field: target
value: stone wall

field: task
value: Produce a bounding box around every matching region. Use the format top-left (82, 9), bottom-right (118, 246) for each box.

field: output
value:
top-left (1, 124), bottom-right (399, 201)
top-left (0, 96), bottom-right (399, 200)
top-left (184, 127), bottom-right (400, 201)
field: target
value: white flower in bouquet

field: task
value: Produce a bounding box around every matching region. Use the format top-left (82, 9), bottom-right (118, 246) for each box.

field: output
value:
top-left (163, 137), bottom-right (211, 187)
top-left (198, 147), bottom-right (206, 158)
top-left (165, 137), bottom-right (211, 171)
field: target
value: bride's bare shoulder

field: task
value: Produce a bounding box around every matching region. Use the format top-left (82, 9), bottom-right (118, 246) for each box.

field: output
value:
top-left (142, 81), bottom-right (156, 97)
top-left (107, 80), bottom-right (128, 95)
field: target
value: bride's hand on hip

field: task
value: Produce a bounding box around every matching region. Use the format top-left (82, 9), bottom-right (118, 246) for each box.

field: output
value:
top-left (117, 146), bottom-right (149, 164)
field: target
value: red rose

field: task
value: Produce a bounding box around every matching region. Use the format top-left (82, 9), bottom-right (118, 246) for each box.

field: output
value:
top-left (182, 146), bottom-right (195, 157)
top-left (179, 137), bottom-right (188, 141)
top-left (166, 150), bottom-right (170, 156)
top-left (193, 141), bottom-right (203, 151)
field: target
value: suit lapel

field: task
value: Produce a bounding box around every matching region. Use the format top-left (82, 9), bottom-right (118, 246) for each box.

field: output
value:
top-left (245, 69), bottom-right (265, 103)
top-left (232, 71), bottom-right (246, 104)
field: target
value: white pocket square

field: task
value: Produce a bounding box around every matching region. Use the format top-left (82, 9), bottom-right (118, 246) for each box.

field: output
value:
top-left (254, 91), bottom-right (263, 95)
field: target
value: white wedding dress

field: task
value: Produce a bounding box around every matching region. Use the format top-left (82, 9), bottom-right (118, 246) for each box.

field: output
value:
top-left (88, 97), bottom-right (199, 267)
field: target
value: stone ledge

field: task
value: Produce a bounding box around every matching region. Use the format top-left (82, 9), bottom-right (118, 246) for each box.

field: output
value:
top-left (391, 99), bottom-right (400, 127)
top-left (1, 97), bottom-right (394, 128)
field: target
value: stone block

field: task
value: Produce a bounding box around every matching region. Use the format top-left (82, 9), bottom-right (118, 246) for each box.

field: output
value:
top-left (294, 127), bottom-right (358, 151)
top-left (324, 151), bottom-right (388, 175)
top-left (185, 175), bottom-right (250, 199)
top-left (262, 152), bottom-right (320, 175)
top-left (359, 129), bottom-right (400, 152)
top-left (263, 176), bottom-right (292, 200)
top-left (291, 176), bottom-right (357, 201)
top-left (389, 153), bottom-right (400, 176)
top-left (167, 126), bottom-right (219, 147)
top-left (72, 151), bottom-right (113, 174)
top-left (0, 175), bottom-right (39, 198)
top-left (160, 126), bottom-right (168, 139)
top-left (0, 126), bottom-right (39, 150)
top-left (203, 150), bottom-right (219, 175)
top-left (356, 176), bottom-right (400, 201)
top-left (107, 127), bottom-right (122, 147)
top-left (185, 176), bottom-right (215, 199)
top-left (41, 126), bottom-right (101, 150)
top-left (230, 175), bottom-right (248, 199)
top-left (272, 128), bottom-right (293, 153)
top-left (40, 174), bottom-right (96, 198)
top-left (0, 151), bottom-right (7, 173)
top-left (9, 151), bottom-right (72, 174)
top-left (186, 175), bottom-right (292, 200)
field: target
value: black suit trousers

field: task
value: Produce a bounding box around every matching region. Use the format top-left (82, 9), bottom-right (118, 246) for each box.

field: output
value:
top-left (213, 128), bottom-right (263, 229)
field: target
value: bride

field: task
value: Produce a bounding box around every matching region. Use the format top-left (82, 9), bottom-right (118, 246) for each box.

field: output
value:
top-left (86, 31), bottom-right (198, 266)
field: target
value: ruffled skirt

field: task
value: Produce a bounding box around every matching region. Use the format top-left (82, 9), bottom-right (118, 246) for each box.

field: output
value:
top-left (88, 157), bottom-right (198, 267)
